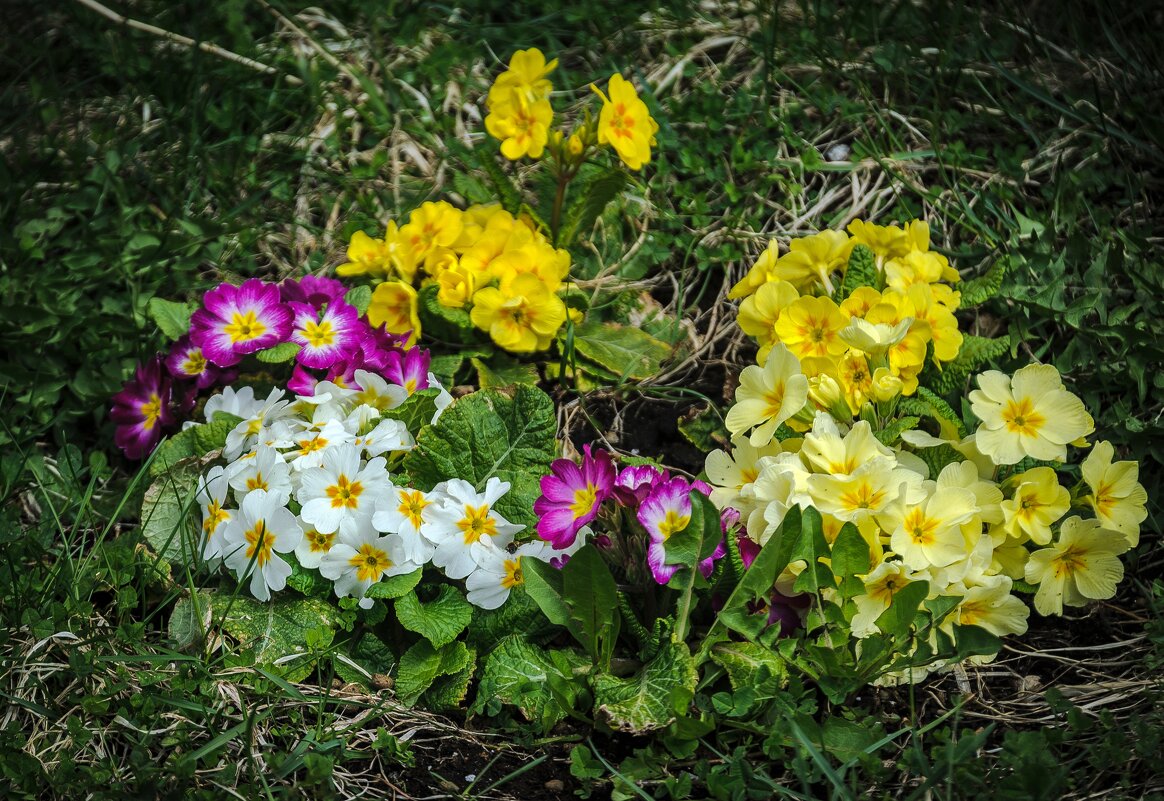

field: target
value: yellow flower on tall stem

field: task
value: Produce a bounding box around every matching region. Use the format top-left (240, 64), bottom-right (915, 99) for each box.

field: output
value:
top-left (592, 73), bottom-right (659, 171)
top-left (366, 281), bottom-right (421, 347)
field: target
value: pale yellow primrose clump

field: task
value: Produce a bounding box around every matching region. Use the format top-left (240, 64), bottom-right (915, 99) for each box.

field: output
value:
top-left (969, 363), bottom-right (1094, 465)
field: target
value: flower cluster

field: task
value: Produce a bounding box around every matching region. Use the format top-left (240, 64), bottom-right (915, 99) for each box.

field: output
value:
top-left (712, 227), bottom-right (1147, 677)
top-left (534, 446), bottom-right (726, 585)
top-left (339, 202), bottom-right (572, 354)
top-left (197, 376), bottom-right (581, 609)
top-left (111, 275), bottom-right (426, 460)
top-left (484, 48), bottom-right (660, 172)
top-left (731, 220), bottom-right (963, 422)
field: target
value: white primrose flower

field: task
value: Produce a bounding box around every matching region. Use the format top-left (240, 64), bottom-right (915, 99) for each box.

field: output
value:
top-left (221, 489), bottom-right (304, 601)
top-left (429, 373), bottom-right (454, 424)
top-left (226, 444), bottom-right (292, 506)
top-left (296, 445), bottom-right (390, 535)
top-left (318, 522), bottom-right (418, 609)
top-left (465, 540), bottom-right (549, 609)
top-left (204, 385), bottom-right (261, 424)
top-left (372, 484), bottom-right (439, 564)
top-left (354, 417), bottom-right (413, 458)
top-left (224, 388), bottom-right (292, 460)
top-left (197, 465), bottom-right (234, 565)
top-left (352, 370), bottom-right (409, 413)
top-left (294, 524), bottom-right (340, 569)
top-left (285, 419), bottom-right (354, 472)
top-left (426, 477), bottom-right (523, 579)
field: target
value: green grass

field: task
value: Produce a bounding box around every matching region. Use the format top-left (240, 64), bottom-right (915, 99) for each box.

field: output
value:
top-left (2, 0), bottom-right (1162, 798)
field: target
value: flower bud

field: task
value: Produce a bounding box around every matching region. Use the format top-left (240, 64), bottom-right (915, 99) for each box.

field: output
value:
top-left (871, 367), bottom-right (904, 402)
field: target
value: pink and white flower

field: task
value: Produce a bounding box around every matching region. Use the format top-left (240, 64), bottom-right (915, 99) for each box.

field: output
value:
top-left (165, 334), bottom-right (228, 390)
top-left (288, 300), bottom-right (363, 369)
top-left (191, 279), bottom-right (293, 367)
top-left (638, 476), bottom-right (721, 584)
top-left (534, 446), bottom-right (616, 549)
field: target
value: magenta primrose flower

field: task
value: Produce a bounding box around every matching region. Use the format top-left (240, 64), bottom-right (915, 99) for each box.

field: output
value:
top-left (279, 275), bottom-right (347, 308)
top-left (165, 334), bottom-right (229, 390)
top-left (191, 279), bottom-right (293, 367)
top-left (288, 300), bottom-right (363, 369)
top-left (638, 477), bottom-right (724, 585)
top-left (110, 356), bottom-right (176, 460)
top-left (612, 463), bottom-right (668, 506)
top-left (381, 347), bottom-right (432, 394)
top-left (534, 446), bottom-right (617, 550)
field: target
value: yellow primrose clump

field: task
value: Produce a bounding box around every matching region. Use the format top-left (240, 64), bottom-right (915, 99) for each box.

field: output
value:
top-left (469, 273), bottom-right (566, 353)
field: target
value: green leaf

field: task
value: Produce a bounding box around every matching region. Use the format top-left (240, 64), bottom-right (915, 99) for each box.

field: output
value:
top-left (710, 642), bottom-right (789, 696)
top-left (465, 583), bottom-right (553, 648)
top-left (416, 284), bottom-right (475, 343)
top-left (213, 593), bottom-right (345, 682)
top-left (836, 244), bottom-right (878, 301)
top-left (474, 636), bottom-right (585, 728)
top-left (677, 404), bottom-right (729, 452)
top-left (572, 321), bottom-right (671, 381)
top-left (380, 389), bottom-right (439, 437)
top-left (471, 355), bottom-right (540, 388)
top-left (901, 386), bottom-right (967, 439)
top-left (829, 524), bottom-right (870, 579)
top-left (790, 507), bottom-right (832, 594)
top-left (140, 458), bottom-right (203, 563)
top-left (921, 334), bottom-right (1011, 396)
top-left (874, 416), bottom-right (920, 446)
top-left (558, 168), bottom-right (627, 247)
top-left (429, 354), bottom-right (463, 387)
top-left (333, 632), bottom-right (395, 686)
top-left (402, 385), bottom-right (556, 529)
top-left (394, 585), bottom-right (472, 648)
top-left (562, 545), bottom-right (621, 669)
top-left (874, 580), bottom-right (930, 639)
top-left (363, 567), bottom-right (423, 599)
top-left (958, 256), bottom-right (1013, 308)
top-left (522, 558), bottom-right (571, 628)
top-left (147, 297), bottom-right (197, 340)
top-left (287, 560), bottom-right (333, 598)
top-left (423, 658), bottom-right (476, 711)
top-left (475, 150), bottom-right (524, 214)
top-left (395, 640), bottom-right (473, 705)
top-left (344, 285), bottom-right (373, 315)
top-left (168, 593), bottom-right (211, 652)
top-left (951, 624), bottom-right (1003, 660)
top-left (150, 415), bottom-right (240, 477)
top-left (255, 342), bottom-right (302, 363)
top-left (594, 642), bottom-right (698, 733)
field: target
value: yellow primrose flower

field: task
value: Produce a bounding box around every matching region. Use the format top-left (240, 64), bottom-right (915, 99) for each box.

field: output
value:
top-left (780, 229), bottom-right (854, 294)
top-left (728, 240), bottom-right (782, 299)
top-left (738, 280), bottom-right (799, 358)
top-left (806, 456), bottom-right (920, 526)
top-left (366, 281), bottom-right (421, 347)
top-left (336, 230), bottom-right (392, 278)
top-left (486, 93), bottom-right (555, 161)
top-left (836, 352), bottom-right (874, 415)
top-left (905, 283), bottom-right (963, 364)
top-left (970, 364), bottom-right (1095, 466)
top-left (1081, 441), bottom-right (1148, 547)
top-left (870, 367), bottom-right (904, 402)
top-left (593, 73), bottom-right (659, 171)
top-left (1000, 466), bottom-right (1070, 545)
top-left (469, 273), bottom-right (566, 353)
top-left (488, 47), bottom-right (556, 107)
top-left (725, 344), bottom-right (809, 447)
top-left (936, 460), bottom-right (1005, 529)
top-left (888, 486), bottom-right (978, 570)
top-left (1025, 516), bottom-right (1129, 616)
top-left (492, 239), bottom-right (571, 292)
top-left (838, 317), bottom-right (913, 357)
top-left (704, 434), bottom-right (788, 511)
top-left (773, 295), bottom-right (849, 360)
top-left (851, 561), bottom-right (922, 638)
top-left (840, 286), bottom-right (883, 319)
top-left (846, 219), bottom-right (910, 266)
top-left (948, 577), bottom-right (1029, 637)
top-left (400, 201), bottom-right (464, 267)
top-left (800, 416), bottom-right (892, 477)
top-left (435, 260), bottom-right (479, 309)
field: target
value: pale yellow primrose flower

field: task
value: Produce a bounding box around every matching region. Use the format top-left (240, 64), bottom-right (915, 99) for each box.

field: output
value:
top-left (888, 486), bottom-right (978, 570)
top-left (725, 344), bottom-right (809, 447)
top-left (1081, 441), bottom-right (1148, 547)
top-left (1000, 466), bottom-right (1070, 545)
top-left (838, 317), bottom-right (913, 357)
top-left (1025, 516), bottom-right (1129, 616)
top-left (969, 364), bottom-right (1094, 466)
top-left (799, 415), bottom-right (892, 476)
top-left (948, 576), bottom-right (1029, 638)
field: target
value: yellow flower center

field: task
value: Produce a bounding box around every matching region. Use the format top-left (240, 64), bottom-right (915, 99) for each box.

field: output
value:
top-left (348, 542), bottom-right (391, 583)
top-left (398, 490), bottom-right (429, 529)
top-left (763, 385), bottom-right (787, 418)
top-left (244, 521), bottom-right (273, 567)
top-left (1002, 398), bottom-right (1046, 437)
top-left (1051, 546), bottom-right (1086, 579)
top-left (182, 351), bottom-right (208, 376)
top-left (903, 508), bottom-right (938, 545)
top-left (1092, 483), bottom-right (1116, 517)
top-left (610, 103), bottom-right (636, 138)
top-left (203, 501), bottom-right (229, 538)
top-left (569, 483), bottom-right (599, 519)
top-left (459, 504), bottom-right (498, 544)
top-left (307, 529), bottom-right (335, 553)
top-left (303, 318), bottom-right (336, 348)
top-left (245, 472), bottom-right (269, 492)
top-left (140, 393), bottom-right (162, 431)
top-left (502, 557), bottom-right (523, 589)
top-left (327, 475), bottom-right (364, 509)
top-left (297, 436), bottom-right (329, 456)
top-left (224, 310), bottom-right (268, 344)
top-left (656, 510), bottom-right (691, 541)
top-left (840, 481), bottom-right (885, 512)
top-left (869, 575), bottom-right (906, 604)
